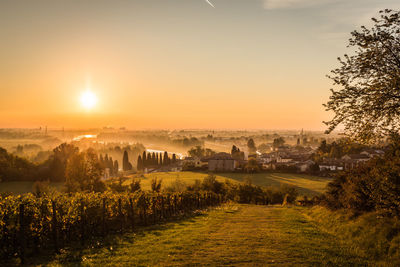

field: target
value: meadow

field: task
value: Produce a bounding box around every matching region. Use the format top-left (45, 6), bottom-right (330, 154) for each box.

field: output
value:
top-left (28, 204), bottom-right (372, 266)
top-left (0, 172), bottom-right (330, 197)
top-left (125, 171), bottom-right (330, 197)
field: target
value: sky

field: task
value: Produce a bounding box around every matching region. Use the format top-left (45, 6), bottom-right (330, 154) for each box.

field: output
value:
top-left (1, 0), bottom-right (400, 130)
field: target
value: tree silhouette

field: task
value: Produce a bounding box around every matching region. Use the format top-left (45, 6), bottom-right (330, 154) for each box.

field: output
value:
top-left (122, 150), bottom-right (132, 171)
top-left (325, 9), bottom-right (400, 142)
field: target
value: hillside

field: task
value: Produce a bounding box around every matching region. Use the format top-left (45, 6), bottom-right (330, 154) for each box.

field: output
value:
top-left (30, 204), bottom-right (369, 266)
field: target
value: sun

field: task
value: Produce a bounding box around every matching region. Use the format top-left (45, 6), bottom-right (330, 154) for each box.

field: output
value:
top-left (80, 90), bottom-right (97, 110)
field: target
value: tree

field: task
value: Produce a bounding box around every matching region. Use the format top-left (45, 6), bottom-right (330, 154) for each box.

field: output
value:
top-left (247, 138), bottom-right (257, 154)
top-left (49, 143), bottom-right (79, 182)
top-left (122, 150), bottom-right (132, 171)
top-left (159, 152), bottom-right (163, 166)
top-left (188, 146), bottom-right (216, 158)
top-left (272, 137), bottom-right (285, 149)
top-left (324, 9), bottom-right (400, 142)
top-left (137, 155), bottom-right (143, 171)
top-left (65, 149), bottom-right (105, 192)
top-left (113, 160), bottom-right (119, 175)
top-left (163, 151), bottom-right (170, 166)
top-left (231, 145), bottom-right (238, 155)
top-left (245, 158), bottom-right (260, 173)
top-left (142, 151), bottom-right (147, 167)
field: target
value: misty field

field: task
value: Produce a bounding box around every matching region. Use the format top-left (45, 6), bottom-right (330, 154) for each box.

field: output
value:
top-left (126, 172), bottom-right (330, 197)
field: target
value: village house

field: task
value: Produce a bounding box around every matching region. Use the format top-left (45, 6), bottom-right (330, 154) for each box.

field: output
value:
top-left (319, 153), bottom-right (374, 172)
top-left (208, 152), bottom-right (237, 172)
top-left (360, 149), bottom-right (385, 158)
top-left (341, 154), bottom-right (370, 162)
top-left (319, 159), bottom-right (345, 171)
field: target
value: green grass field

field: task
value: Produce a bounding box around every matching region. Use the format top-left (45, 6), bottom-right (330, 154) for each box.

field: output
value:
top-left (126, 171), bottom-right (331, 196)
top-left (28, 204), bottom-right (371, 266)
top-left (0, 172), bottom-right (330, 196)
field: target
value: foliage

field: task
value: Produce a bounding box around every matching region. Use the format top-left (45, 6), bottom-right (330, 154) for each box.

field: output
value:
top-left (314, 139), bottom-right (368, 160)
top-left (130, 178), bottom-right (141, 193)
top-left (321, 135), bottom-right (400, 217)
top-left (245, 158), bottom-right (260, 173)
top-left (65, 149), bottom-right (105, 193)
top-left (188, 146), bottom-right (216, 158)
top-left (150, 178), bottom-right (162, 193)
top-left (325, 9), bottom-right (400, 142)
top-left (272, 137), bottom-right (285, 149)
top-left (308, 206), bottom-right (400, 265)
top-left (0, 147), bottom-right (37, 182)
top-left (0, 190), bottom-right (222, 261)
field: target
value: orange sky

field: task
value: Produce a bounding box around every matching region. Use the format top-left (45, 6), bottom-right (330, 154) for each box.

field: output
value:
top-left (1, 0), bottom-right (399, 130)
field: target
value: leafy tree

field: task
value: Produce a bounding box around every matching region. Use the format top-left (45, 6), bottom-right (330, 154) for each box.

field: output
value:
top-left (245, 158), bottom-right (260, 173)
top-left (65, 149), bottom-right (105, 192)
top-left (201, 174), bottom-right (224, 194)
top-left (48, 143), bottom-right (79, 182)
top-left (272, 137), bottom-right (285, 149)
top-left (187, 146), bottom-right (216, 158)
top-left (0, 147), bottom-right (37, 182)
top-left (325, 9), bottom-right (400, 142)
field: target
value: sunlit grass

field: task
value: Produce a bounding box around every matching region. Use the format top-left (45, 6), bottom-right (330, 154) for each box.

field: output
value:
top-left (125, 171), bottom-right (330, 196)
top-left (32, 205), bottom-right (369, 266)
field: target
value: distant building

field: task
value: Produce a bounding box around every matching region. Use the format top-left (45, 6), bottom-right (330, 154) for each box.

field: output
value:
top-left (208, 152), bottom-right (236, 172)
top-left (360, 149), bottom-right (385, 158)
top-left (341, 154), bottom-right (370, 162)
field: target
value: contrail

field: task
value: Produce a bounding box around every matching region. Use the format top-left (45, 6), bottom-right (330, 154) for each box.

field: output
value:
top-left (205, 0), bottom-right (215, 8)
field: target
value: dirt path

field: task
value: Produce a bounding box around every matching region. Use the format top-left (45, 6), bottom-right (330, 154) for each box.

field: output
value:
top-left (39, 205), bottom-right (368, 266)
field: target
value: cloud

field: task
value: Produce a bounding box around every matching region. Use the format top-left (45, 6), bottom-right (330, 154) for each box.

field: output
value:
top-left (262, 0), bottom-right (339, 10)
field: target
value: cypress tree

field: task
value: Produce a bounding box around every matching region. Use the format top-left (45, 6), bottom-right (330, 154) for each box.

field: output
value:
top-left (163, 151), bottom-right (169, 166)
top-left (114, 160), bottom-right (119, 175)
top-left (142, 151), bottom-right (147, 168)
top-left (123, 150), bottom-right (132, 171)
top-left (159, 152), bottom-right (163, 166)
top-left (172, 154), bottom-right (177, 163)
top-left (137, 155), bottom-right (143, 171)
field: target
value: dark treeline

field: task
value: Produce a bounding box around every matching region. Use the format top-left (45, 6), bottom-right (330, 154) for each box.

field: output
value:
top-left (0, 143), bottom-right (142, 184)
top-left (0, 147), bottom-right (37, 182)
top-left (136, 151), bottom-right (177, 171)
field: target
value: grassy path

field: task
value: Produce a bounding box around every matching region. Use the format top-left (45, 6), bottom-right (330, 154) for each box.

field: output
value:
top-left (40, 205), bottom-right (368, 266)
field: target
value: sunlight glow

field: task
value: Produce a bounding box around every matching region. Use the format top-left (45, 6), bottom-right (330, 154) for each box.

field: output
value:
top-left (80, 90), bottom-right (97, 110)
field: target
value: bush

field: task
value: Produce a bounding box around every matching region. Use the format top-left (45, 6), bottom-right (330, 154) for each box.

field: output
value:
top-left (151, 177), bottom-right (162, 193)
top-left (322, 136), bottom-right (400, 217)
